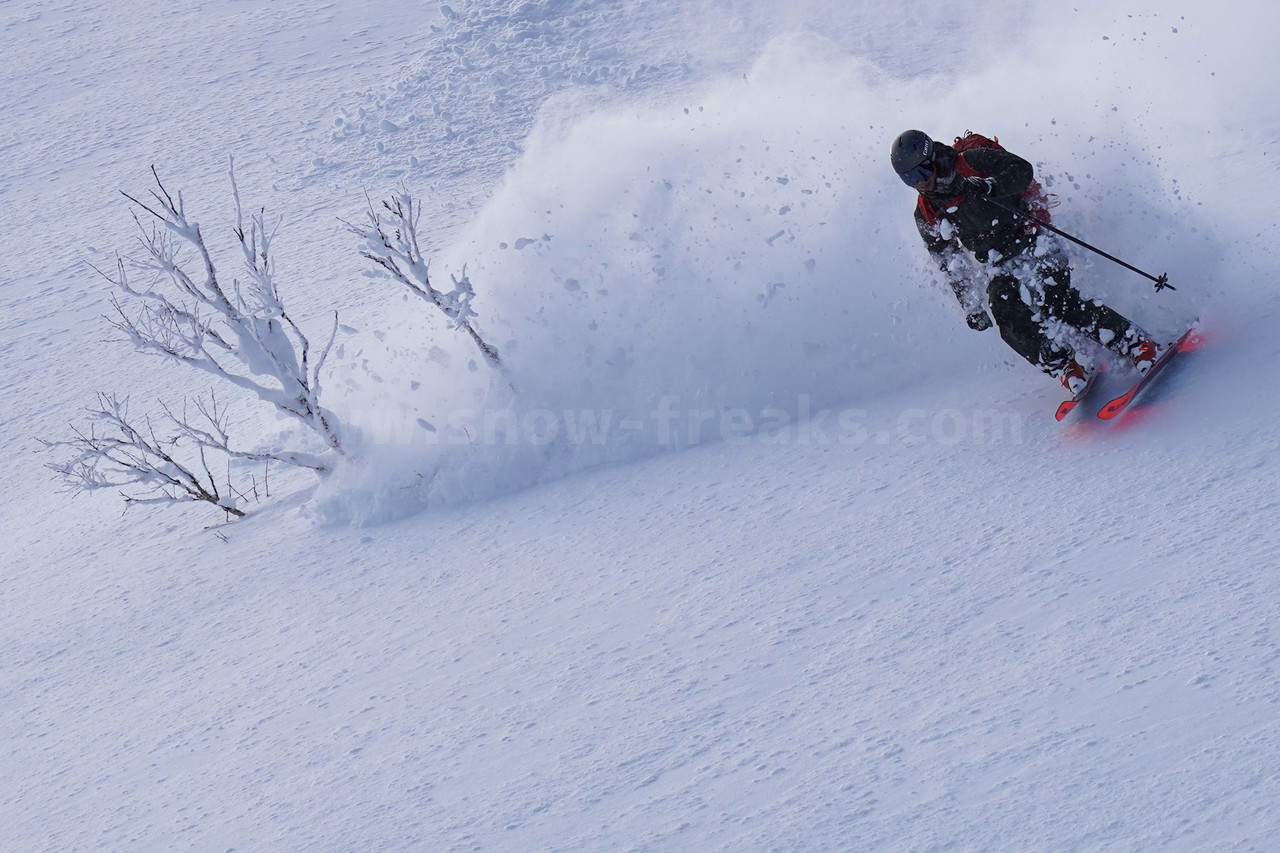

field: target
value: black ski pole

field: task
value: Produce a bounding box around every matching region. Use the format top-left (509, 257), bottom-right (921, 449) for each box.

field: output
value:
top-left (985, 196), bottom-right (1175, 291)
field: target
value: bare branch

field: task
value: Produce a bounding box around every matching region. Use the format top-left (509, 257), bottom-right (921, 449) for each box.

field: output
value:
top-left (41, 393), bottom-right (248, 517)
top-left (162, 394), bottom-right (333, 473)
top-left (348, 191), bottom-right (504, 369)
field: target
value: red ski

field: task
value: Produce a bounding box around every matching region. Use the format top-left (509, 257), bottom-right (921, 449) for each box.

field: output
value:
top-left (1097, 326), bottom-right (1199, 420)
top-left (1054, 364), bottom-right (1104, 422)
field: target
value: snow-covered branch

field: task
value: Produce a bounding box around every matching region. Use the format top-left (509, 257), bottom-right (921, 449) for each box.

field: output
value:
top-left (349, 192), bottom-right (503, 369)
top-left (41, 393), bottom-right (249, 517)
top-left (161, 394), bottom-right (332, 473)
top-left (103, 165), bottom-right (346, 458)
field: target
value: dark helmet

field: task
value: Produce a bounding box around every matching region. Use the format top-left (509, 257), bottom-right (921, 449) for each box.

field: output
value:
top-left (891, 129), bottom-right (936, 186)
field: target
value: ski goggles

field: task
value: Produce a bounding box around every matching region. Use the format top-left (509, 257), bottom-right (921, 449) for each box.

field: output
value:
top-left (897, 159), bottom-right (935, 186)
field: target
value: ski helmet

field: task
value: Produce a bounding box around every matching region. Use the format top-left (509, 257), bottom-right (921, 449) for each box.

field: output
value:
top-left (891, 129), bottom-right (935, 186)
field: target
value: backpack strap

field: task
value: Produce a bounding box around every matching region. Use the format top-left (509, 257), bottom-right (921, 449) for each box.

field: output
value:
top-left (916, 194), bottom-right (940, 225)
top-left (953, 153), bottom-right (981, 179)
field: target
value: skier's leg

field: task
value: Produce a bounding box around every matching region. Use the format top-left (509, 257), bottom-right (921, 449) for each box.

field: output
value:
top-left (1035, 256), bottom-right (1149, 356)
top-left (987, 274), bottom-right (1075, 377)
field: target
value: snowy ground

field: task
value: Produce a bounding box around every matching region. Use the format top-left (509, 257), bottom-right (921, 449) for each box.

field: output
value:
top-left (4, 1), bottom-right (1280, 850)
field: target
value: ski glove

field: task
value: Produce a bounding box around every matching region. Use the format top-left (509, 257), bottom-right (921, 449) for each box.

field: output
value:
top-left (966, 311), bottom-right (993, 331)
top-left (962, 176), bottom-right (999, 198)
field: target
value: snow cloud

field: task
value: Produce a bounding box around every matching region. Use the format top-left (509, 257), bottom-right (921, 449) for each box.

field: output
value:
top-left (320, 2), bottom-right (1266, 519)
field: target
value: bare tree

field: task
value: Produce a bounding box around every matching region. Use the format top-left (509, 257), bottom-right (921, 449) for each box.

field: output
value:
top-left (47, 174), bottom-right (503, 522)
top-left (349, 193), bottom-right (503, 369)
top-left (45, 165), bottom-right (350, 518)
top-left (106, 165), bottom-right (345, 459)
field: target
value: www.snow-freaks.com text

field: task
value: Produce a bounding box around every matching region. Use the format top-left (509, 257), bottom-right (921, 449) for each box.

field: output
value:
top-left (348, 396), bottom-right (1025, 448)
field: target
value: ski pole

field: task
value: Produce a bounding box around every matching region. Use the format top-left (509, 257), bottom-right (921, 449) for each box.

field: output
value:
top-left (985, 196), bottom-right (1175, 291)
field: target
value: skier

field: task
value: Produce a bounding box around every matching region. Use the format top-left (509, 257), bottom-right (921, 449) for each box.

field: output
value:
top-left (890, 129), bottom-right (1159, 393)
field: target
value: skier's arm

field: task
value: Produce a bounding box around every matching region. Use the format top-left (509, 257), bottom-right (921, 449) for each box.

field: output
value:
top-left (960, 148), bottom-right (1034, 197)
top-left (915, 207), bottom-right (988, 327)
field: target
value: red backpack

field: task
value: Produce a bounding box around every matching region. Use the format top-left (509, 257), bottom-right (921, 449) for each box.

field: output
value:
top-left (917, 131), bottom-right (1056, 228)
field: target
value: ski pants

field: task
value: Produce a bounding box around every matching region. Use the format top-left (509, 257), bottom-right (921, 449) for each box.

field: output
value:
top-left (986, 247), bottom-right (1144, 376)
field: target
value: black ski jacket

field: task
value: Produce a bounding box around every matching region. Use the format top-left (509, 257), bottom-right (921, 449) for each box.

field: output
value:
top-left (914, 144), bottom-right (1036, 262)
top-left (913, 143), bottom-right (1038, 312)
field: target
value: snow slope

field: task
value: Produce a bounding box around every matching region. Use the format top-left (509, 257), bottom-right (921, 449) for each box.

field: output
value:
top-left (4, 1), bottom-right (1280, 850)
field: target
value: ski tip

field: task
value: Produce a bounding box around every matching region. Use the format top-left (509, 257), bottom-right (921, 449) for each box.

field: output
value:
top-left (1180, 327), bottom-right (1209, 353)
